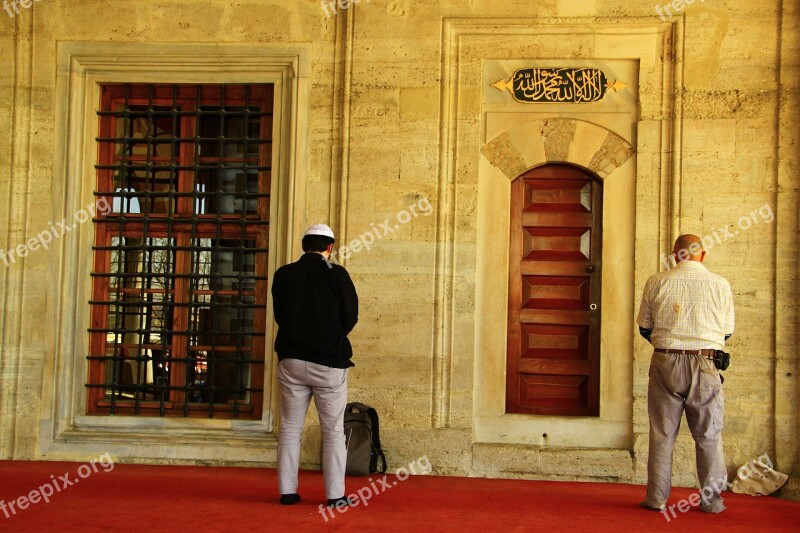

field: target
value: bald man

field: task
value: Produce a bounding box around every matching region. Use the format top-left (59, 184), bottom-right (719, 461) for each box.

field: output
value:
top-left (637, 234), bottom-right (734, 515)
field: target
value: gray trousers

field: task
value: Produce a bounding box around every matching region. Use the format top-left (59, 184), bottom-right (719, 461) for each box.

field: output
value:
top-left (277, 358), bottom-right (348, 500)
top-left (645, 351), bottom-right (727, 509)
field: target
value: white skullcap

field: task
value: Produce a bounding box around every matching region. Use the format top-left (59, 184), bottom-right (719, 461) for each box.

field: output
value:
top-left (304, 223), bottom-right (335, 240)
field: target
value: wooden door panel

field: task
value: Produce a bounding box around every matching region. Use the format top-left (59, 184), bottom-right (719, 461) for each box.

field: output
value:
top-left (525, 180), bottom-right (591, 212)
top-left (519, 309), bottom-right (589, 326)
top-left (519, 375), bottom-right (588, 411)
top-left (507, 163), bottom-right (602, 416)
top-left (522, 212), bottom-right (593, 227)
top-left (518, 359), bottom-right (590, 375)
top-left (521, 261), bottom-right (589, 276)
top-left (523, 228), bottom-right (591, 261)
top-left (520, 324), bottom-right (588, 359)
top-left (522, 275), bottom-right (590, 310)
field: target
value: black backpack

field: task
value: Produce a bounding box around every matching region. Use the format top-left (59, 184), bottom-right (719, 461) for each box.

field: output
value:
top-left (343, 402), bottom-right (387, 476)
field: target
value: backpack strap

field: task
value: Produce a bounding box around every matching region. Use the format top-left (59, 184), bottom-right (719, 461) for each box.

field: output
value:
top-left (365, 407), bottom-right (387, 474)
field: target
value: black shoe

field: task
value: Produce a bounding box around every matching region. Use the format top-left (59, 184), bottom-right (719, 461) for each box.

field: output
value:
top-left (327, 496), bottom-right (356, 508)
top-left (280, 493), bottom-right (301, 505)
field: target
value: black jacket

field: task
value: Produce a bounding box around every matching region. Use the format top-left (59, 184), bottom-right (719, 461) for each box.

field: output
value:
top-left (272, 252), bottom-right (358, 368)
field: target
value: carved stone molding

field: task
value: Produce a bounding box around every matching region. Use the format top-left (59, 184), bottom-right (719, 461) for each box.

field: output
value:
top-left (480, 118), bottom-right (635, 180)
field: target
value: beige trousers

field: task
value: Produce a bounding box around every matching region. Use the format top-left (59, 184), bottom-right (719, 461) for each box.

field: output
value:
top-left (645, 351), bottom-right (727, 509)
top-left (277, 358), bottom-right (348, 500)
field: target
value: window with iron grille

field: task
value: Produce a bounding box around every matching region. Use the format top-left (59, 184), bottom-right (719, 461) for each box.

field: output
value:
top-left (87, 84), bottom-right (272, 419)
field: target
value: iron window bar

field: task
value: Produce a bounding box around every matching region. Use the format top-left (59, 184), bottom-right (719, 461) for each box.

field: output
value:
top-left (87, 83), bottom-right (271, 419)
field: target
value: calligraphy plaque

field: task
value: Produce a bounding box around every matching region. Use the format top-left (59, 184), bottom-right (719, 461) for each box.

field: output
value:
top-left (492, 68), bottom-right (628, 104)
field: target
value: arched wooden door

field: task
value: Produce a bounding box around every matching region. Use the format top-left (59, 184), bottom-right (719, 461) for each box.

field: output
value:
top-left (506, 163), bottom-right (602, 416)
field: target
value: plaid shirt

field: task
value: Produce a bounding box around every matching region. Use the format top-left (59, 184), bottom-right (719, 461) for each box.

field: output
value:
top-left (637, 261), bottom-right (734, 350)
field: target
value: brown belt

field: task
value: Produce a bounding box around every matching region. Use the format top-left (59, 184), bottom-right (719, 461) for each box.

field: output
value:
top-left (654, 348), bottom-right (716, 359)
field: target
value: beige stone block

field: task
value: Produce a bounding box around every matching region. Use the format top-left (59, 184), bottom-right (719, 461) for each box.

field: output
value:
top-left (348, 358), bottom-right (431, 394)
top-left (348, 116), bottom-right (400, 147)
top-left (382, 390), bottom-right (432, 417)
top-left (555, 0), bottom-right (597, 17)
top-left (353, 0), bottom-right (440, 38)
top-left (632, 433), bottom-right (649, 483)
top-left (473, 444), bottom-right (633, 481)
top-left (350, 308), bottom-right (434, 356)
top-left (736, 117), bottom-right (778, 155)
top-left (633, 397), bottom-right (649, 434)
top-left (594, 31), bottom-right (661, 69)
top-left (472, 443), bottom-right (541, 475)
top-left (695, 58), bottom-right (779, 92)
top-left (399, 121), bottom-right (440, 175)
top-left (587, 131), bottom-right (635, 178)
top-left (539, 448), bottom-right (633, 480)
top-left (469, 0), bottom-right (551, 16)
top-left (683, 119), bottom-right (737, 156)
top-left (456, 111), bottom-right (481, 145)
top-left (717, 16), bottom-right (780, 61)
top-left (356, 61), bottom-right (441, 89)
top-left (638, 79), bottom-right (668, 122)
top-left (219, 2), bottom-right (303, 42)
top-left (506, 120), bottom-right (547, 170)
top-left (448, 392), bottom-right (474, 420)
top-left (456, 59), bottom-right (483, 91)
top-left (458, 90), bottom-right (483, 126)
top-left (349, 143), bottom-right (402, 182)
top-left (400, 150), bottom-right (439, 189)
top-left (475, 32), bottom-right (598, 62)
top-left (727, 155), bottom-right (774, 192)
top-left (410, 428), bottom-right (473, 475)
top-left (344, 184), bottom-right (379, 220)
top-left (346, 242), bottom-right (436, 277)
top-left (354, 37), bottom-right (441, 64)
top-left (683, 10), bottom-right (780, 89)
top-left (778, 478), bottom-right (800, 502)
top-left (147, 1), bottom-right (234, 40)
top-left (450, 343), bottom-right (475, 392)
top-left (480, 132), bottom-right (527, 180)
top-left (352, 86), bottom-right (400, 119)
top-left (567, 120), bottom-right (609, 168)
top-left (540, 118), bottom-right (576, 162)
top-left (484, 113), bottom-right (536, 143)
top-left (682, 89), bottom-right (776, 119)
top-left (49, 1), bottom-right (151, 40)
top-left (680, 156), bottom-right (734, 198)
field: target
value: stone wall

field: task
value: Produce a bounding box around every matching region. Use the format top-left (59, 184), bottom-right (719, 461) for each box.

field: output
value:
top-left (0, 0), bottom-right (797, 498)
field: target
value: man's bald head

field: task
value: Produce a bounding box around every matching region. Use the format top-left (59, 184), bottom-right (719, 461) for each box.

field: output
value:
top-left (673, 234), bottom-right (705, 262)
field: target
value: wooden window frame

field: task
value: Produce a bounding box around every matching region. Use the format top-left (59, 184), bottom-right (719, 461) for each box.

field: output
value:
top-left (87, 84), bottom-right (272, 419)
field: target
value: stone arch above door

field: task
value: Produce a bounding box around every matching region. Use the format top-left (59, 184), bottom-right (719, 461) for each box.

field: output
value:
top-left (480, 118), bottom-right (635, 180)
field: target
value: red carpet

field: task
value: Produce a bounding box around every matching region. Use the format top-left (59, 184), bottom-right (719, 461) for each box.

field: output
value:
top-left (1, 460), bottom-right (798, 531)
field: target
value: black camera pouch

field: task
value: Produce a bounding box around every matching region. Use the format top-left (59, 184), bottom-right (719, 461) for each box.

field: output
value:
top-left (713, 350), bottom-right (731, 371)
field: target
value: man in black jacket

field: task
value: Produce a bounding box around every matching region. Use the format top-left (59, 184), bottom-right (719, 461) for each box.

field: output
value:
top-left (272, 224), bottom-right (358, 508)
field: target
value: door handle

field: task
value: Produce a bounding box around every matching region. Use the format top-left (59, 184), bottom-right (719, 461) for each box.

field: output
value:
top-left (589, 303), bottom-right (597, 311)
top-left (585, 265), bottom-right (595, 273)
